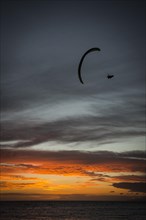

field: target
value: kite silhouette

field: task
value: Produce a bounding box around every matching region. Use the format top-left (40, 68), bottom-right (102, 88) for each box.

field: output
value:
top-left (78, 47), bottom-right (101, 84)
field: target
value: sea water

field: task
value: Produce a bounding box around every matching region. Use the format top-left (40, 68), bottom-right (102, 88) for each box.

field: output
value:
top-left (0, 201), bottom-right (146, 220)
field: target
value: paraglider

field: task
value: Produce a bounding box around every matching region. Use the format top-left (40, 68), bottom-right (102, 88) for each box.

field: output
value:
top-left (107, 74), bottom-right (114, 79)
top-left (78, 47), bottom-right (101, 84)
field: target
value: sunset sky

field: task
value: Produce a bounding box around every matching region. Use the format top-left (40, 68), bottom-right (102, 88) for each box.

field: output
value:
top-left (0, 0), bottom-right (146, 201)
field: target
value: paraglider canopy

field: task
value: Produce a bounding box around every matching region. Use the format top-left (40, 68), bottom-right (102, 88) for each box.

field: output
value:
top-left (78, 47), bottom-right (101, 84)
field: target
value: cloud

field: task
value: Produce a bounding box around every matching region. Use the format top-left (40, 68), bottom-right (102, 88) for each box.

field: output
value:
top-left (0, 181), bottom-right (36, 189)
top-left (0, 178), bottom-right (53, 191)
top-left (1, 67), bottom-right (145, 158)
top-left (111, 175), bottom-right (146, 182)
top-left (1, 149), bottom-right (146, 175)
top-left (112, 182), bottom-right (146, 193)
top-left (1, 0), bottom-right (145, 153)
top-left (1, 93), bottom-right (145, 149)
top-left (91, 174), bottom-right (146, 183)
top-left (0, 174), bottom-right (38, 181)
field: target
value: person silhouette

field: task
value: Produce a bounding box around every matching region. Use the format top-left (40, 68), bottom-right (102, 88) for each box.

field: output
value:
top-left (107, 74), bottom-right (114, 79)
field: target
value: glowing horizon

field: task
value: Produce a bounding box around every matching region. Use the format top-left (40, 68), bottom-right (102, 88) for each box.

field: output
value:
top-left (1, 148), bottom-right (146, 201)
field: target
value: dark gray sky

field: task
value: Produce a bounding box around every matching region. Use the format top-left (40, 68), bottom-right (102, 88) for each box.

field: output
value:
top-left (1, 0), bottom-right (145, 152)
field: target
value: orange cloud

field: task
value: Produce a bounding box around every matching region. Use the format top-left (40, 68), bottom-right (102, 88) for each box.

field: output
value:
top-left (1, 149), bottom-right (146, 200)
top-left (1, 149), bottom-right (146, 174)
top-left (0, 174), bottom-right (38, 181)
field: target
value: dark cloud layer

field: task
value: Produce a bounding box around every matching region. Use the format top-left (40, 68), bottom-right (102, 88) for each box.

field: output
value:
top-left (1, 149), bottom-right (146, 162)
top-left (1, 92), bottom-right (145, 149)
top-left (91, 174), bottom-right (146, 183)
top-left (1, 149), bottom-right (146, 173)
top-left (113, 182), bottom-right (146, 193)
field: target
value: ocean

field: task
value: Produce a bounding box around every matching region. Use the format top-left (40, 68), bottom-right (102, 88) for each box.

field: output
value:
top-left (0, 201), bottom-right (146, 220)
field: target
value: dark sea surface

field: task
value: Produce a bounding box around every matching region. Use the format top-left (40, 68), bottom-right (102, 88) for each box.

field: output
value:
top-left (0, 201), bottom-right (146, 220)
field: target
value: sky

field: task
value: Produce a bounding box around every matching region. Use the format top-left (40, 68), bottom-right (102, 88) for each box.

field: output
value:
top-left (0, 0), bottom-right (146, 201)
